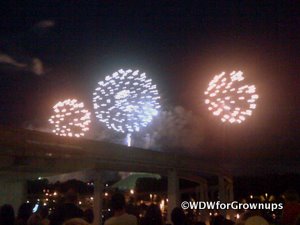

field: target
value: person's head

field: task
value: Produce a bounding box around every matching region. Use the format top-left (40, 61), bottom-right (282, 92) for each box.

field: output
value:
top-left (244, 216), bottom-right (269, 225)
top-left (83, 208), bottom-right (94, 223)
top-left (143, 204), bottom-right (163, 225)
top-left (110, 193), bottom-right (126, 212)
top-left (0, 204), bottom-right (15, 225)
top-left (171, 207), bottom-right (186, 225)
top-left (63, 218), bottom-right (89, 225)
top-left (65, 189), bottom-right (79, 204)
top-left (211, 215), bottom-right (225, 225)
top-left (284, 189), bottom-right (299, 203)
top-left (38, 206), bottom-right (49, 219)
top-left (294, 215), bottom-right (300, 225)
top-left (17, 203), bottom-right (32, 220)
top-left (195, 222), bottom-right (206, 225)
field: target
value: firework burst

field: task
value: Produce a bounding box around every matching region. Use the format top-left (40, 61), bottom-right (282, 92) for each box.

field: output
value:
top-left (49, 99), bottom-right (91, 137)
top-left (204, 71), bottom-right (259, 124)
top-left (92, 69), bottom-right (160, 146)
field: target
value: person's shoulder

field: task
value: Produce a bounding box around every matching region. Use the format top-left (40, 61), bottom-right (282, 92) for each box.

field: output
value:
top-left (125, 214), bottom-right (137, 223)
top-left (104, 217), bottom-right (115, 225)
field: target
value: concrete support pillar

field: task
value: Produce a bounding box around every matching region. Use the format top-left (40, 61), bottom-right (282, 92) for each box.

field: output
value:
top-left (0, 180), bottom-right (27, 212)
top-left (167, 169), bottom-right (179, 223)
top-left (218, 176), bottom-right (226, 201)
top-left (93, 175), bottom-right (104, 225)
top-left (227, 181), bottom-right (234, 202)
top-left (225, 177), bottom-right (234, 220)
top-left (218, 176), bottom-right (226, 216)
top-left (198, 179), bottom-right (210, 225)
top-left (219, 176), bottom-right (235, 219)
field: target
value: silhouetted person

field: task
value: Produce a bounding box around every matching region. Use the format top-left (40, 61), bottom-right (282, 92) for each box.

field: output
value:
top-left (28, 206), bottom-right (49, 225)
top-left (281, 189), bottom-right (300, 225)
top-left (195, 222), bottom-right (206, 225)
top-left (294, 215), bottom-right (300, 225)
top-left (63, 218), bottom-right (89, 225)
top-left (211, 215), bottom-right (225, 225)
top-left (83, 208), bottom-right (94, 224)
top-left (15, 203), bottom-right (33, 225)
top-left (0, 204), bottom-right (15, 225)
top-left (104, 193), bottom-right (137, 225)
top-left (140, 204), bottom-right (163, 225)
top-left (171, 207), bottom-right (186, 225)
top-left (49, 190), bottom-right (83, 225)
top-left (39, 206), bottom-right (50, 225)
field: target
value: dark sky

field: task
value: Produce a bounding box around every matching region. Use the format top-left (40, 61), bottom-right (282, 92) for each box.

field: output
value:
top-left (0, 1), bottom-right (299, 157)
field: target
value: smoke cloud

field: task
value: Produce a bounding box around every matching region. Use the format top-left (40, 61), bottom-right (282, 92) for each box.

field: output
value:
top-left (0, 52), bottom-right (45, 75)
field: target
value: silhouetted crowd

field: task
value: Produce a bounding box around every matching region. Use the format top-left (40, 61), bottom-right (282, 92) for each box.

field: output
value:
top-left (1, 190), bottom-right (300, 225)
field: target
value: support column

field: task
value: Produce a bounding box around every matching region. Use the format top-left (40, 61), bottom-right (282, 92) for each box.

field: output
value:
top-left (218, 176), bottom-right (226, 217)
top-left (225, 177), bottom-right (234, 220)
top-left (0, 179), bottom-right (27, 212)
top-left (198, 179), bottom-right (209, 225)
top-left (93, 175), bottom-right (104, 225)
top-left (167, 169), bottom-right (179, 223)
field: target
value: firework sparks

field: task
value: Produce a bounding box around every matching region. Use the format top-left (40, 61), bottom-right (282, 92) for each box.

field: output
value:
top-left (48, 99), bottom-right (91, 137)
top-left (93, 69), bottom-right (160, 146)
top-left (204, 71), bottom-right (259, 124)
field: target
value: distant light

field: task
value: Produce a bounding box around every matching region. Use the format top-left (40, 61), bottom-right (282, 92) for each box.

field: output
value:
top-left (130, 189), bottom-right (134, 195)
top-left (204, 71), bottom-right (258, 124)
top-left (78, 201), bottom-right (82, 205)
top-left (236, 214), bottom-right (240, 219)
top-left (93, 69), bottom-right (161, 146)
top-left (49, 99), bottom-right (91, 138)
top-left (250, 195), bottom-right (253, 199)
top-left (104, 192), bottom-right (108, 197)
top-left (160, 199), bottom-right (165, 211)
top-left (38, 177), bottom-right (42, 180)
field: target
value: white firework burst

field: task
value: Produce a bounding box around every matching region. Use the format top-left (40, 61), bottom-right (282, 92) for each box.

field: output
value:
top-left (204, 71), bottom-right (259, 124)
top-left (49, 99), bottom-right (91, 137)
top-left (93, 69), bottom-right (161, 145)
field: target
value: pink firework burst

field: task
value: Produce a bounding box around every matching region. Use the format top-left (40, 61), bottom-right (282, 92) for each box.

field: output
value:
top-left (204, 71), bottom-right (259, 124)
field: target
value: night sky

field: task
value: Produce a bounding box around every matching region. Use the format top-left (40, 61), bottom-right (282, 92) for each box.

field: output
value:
top-left (0, 1), bottom-right (299, 161)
